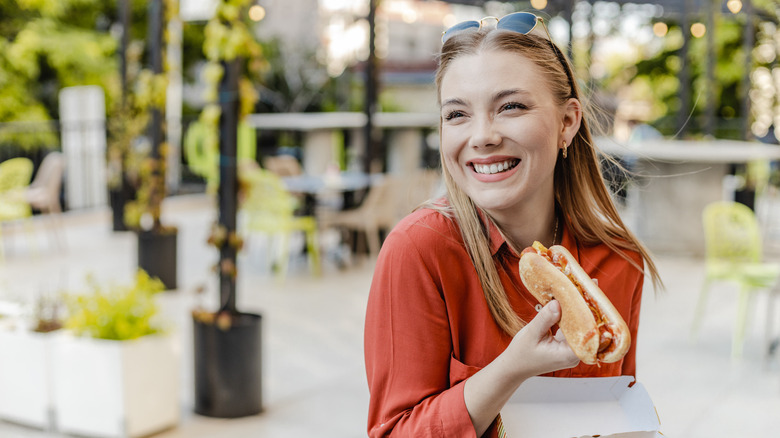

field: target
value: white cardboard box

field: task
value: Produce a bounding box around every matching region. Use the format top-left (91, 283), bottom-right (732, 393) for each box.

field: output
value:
top-left (500, 376), bottom-right (661, 438)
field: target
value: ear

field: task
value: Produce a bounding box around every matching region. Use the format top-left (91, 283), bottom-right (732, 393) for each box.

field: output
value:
top-left (560, 98), bottom-right (583, 148)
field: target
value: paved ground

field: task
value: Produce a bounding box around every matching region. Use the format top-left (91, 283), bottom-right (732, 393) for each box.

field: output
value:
top-left (1, 193), bottom-right (779, 437)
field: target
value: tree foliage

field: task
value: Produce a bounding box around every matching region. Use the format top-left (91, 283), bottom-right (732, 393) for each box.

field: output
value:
top-left (0, 0), bottom-right (118, 149)
top-left (600, 0), bottom-right (779, 139)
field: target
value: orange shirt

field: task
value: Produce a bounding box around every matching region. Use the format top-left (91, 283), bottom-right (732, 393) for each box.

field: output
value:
top-left (364, 207), bottom-right (645, 437)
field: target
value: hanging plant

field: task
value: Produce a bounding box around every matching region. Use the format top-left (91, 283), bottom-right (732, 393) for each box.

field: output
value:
top-left (188, 0), bottom-right (265, 192)
top-left (192, 0), bottom-right (265, 330)
top-left (122, 0), bottom-right (178, 233)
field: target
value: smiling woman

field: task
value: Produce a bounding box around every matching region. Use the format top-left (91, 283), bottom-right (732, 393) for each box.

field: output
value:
top-left (363, 11), bottom-right (663, 438)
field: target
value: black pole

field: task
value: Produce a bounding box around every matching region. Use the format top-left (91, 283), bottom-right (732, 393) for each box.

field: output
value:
top-left (740, 0), bottom-right (754, 141)
top-left (363, 0), bottom-right (379, 174)
top-left (562, 0), bottom-right (575, 62)
top-left (705, 0), bottom-right (716, 137)
top-left (112, 0), bottom-right (133, 232)
top-left (218, 58), bottom-right (241, 314)
top-left (119, 0), bottom-right (130, 104)
top-left (148, 0), bottom-right (165, 228)
top-left (677, 0), bottom-right (692, 137)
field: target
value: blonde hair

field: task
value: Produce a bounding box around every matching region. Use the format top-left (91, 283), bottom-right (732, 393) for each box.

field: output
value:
top-left (433, 28), bottom-right (662, 336)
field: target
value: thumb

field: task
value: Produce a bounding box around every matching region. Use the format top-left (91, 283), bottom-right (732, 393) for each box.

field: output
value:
top-left (527, 300), bottom-right (562, 336)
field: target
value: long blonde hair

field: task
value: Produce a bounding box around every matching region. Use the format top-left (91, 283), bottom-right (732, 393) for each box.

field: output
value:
top-left (434, 28), bottom-right (662, 336)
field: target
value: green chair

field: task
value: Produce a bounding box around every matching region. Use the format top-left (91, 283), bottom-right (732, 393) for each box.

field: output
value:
top-left (238, 167), bottom-right (320, 280)
top-left (692, 201), bottom-right (780, 358)
top-left (0, 157), bottom-right (35, 258)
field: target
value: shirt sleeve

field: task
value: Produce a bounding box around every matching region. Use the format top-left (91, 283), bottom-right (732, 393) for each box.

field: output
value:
top-left (364, 227), bottom-right (477, 437)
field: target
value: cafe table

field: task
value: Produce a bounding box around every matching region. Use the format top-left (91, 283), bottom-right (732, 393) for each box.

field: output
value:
top-left (282, 171), bottom-right (380, 216)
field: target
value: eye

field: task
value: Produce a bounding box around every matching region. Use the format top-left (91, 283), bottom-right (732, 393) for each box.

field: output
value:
top-left (444, 110), bottom-right (466, 121)
top-left (500, 102), bottom-right (528, 112)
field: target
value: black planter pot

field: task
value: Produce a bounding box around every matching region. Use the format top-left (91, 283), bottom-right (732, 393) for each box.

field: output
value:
top-left (137, 230), bottom-right (178, 290)
top-left (193, 312), bottom-right (263, 418)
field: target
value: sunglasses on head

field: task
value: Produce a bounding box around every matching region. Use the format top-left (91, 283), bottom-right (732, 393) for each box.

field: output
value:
top-left (441, 11), bottom-right (549, 44)
top-left (441, 12), bottom-right (576, 97)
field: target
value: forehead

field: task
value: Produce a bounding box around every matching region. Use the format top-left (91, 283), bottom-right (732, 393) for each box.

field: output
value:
top-left (439, 49), bottom-right (551, 103)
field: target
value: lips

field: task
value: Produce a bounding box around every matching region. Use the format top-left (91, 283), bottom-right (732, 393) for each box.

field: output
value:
top-left (470, 159), bottom-right (520, 175)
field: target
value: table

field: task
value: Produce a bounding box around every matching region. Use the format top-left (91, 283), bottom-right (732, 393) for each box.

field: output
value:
top-left (596, 137), bottom-right (780, 255)
top-left (246, 112), bottom-right (438, 176)
top-left (282, 171), bottom-right (379, 215)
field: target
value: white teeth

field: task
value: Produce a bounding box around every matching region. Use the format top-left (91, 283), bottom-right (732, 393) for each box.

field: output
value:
top-left (474, 160), bottom-right (517, 175)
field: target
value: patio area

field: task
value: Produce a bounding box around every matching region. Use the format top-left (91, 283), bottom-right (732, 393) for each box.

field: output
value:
top-left (1, 193), bottom-right (779, 437)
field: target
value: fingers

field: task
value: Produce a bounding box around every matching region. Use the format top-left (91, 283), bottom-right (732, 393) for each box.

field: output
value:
top-left (529, 300), bottom-right (561, 332)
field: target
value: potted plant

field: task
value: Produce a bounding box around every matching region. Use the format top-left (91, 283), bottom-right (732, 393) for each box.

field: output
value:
top-left (122, 0), bottom-right (179, 289)
top-left (190, 0), bottom-right (264, 418)
top-left (51, 270), bottom-right (179, 438)
top-left (0, 294), bottom-right (62, 430)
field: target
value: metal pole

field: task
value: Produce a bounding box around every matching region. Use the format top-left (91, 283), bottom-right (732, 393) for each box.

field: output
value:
top-left (741, 0), bottom-right (754, 140)
top-left (148, 0), bottom-right (164, 160)
top-left (677, 0), bottom-right (692, 137)
top-left (148, 0), bottom-right (165, 229)
top-left (563, 0), bottom-right (575, 62)
top-left (119, 0), bottom-right (130, 104)
top-left (705, 0), bottom-right (716, 137)
top-left (363, 0), bottom-right (380, 174)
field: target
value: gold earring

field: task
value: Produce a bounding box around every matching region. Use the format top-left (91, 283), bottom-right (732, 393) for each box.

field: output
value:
top-left (562, 140), bottom-right (568, 159)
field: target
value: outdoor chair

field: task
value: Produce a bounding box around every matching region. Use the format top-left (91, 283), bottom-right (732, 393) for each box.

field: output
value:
top-left (319, 175), bottom-right (399, 260)
top-left (0, 157), bottom-right (35, 258)
top-left (396, 168), bottom-right (441, 216)
top-left (262, 155), bottom-right (303, 177)
top-left (238, 167), bottom-right (320, 280)
top-left (25, 151), bottom-right (66, 250)
top-left (692, 201), bottom-right (780, 359)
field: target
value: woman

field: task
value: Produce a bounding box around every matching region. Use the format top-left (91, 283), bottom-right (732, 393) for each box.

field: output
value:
top-left (364, 12), bottom-right (662, 438)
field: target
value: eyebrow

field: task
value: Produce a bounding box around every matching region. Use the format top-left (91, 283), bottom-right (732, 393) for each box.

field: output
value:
top-left (440, 88), bottom-right (531, 108)
top-left (493, 88), bottom-right (530, 102)
top-left (440, 97), bottom-right (466, 108)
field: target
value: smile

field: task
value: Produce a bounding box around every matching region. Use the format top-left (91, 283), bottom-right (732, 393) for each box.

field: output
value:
top-left (472, 159), bottom-right (520, 175)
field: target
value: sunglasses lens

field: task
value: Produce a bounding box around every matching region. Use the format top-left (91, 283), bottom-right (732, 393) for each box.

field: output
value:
top-left (496, 12), bottom-right (537, 34)
top-left (442, 20), bottom-right (480, 43)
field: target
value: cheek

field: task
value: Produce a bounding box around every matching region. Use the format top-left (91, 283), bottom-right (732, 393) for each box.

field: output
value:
top-left (440, 130), bottom-right (464, 169)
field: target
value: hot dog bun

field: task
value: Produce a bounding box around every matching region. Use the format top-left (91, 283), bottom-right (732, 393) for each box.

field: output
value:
top-left (518, 242), bottom-right (630, 365)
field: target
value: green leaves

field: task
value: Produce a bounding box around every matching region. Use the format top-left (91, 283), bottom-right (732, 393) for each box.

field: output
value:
top-left (64, 270), bottom-right (166, 341)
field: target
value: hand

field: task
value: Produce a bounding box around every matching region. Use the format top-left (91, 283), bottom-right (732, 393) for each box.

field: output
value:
top-left (505, 300), bottom-right (580, 379)
top-left (462, 300), bottom-right (579, 436)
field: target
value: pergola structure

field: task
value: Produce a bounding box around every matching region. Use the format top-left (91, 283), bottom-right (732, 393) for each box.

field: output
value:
top-left (430, 0), bottom-right (775, 140)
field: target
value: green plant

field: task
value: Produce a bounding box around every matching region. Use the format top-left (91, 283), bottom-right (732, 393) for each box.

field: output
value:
top-left (64, 270), bottom-right (166, 341)
top-left (122, 0), bottom-right (175, 233)
top-left (191, 0), bottom-right (265, 330)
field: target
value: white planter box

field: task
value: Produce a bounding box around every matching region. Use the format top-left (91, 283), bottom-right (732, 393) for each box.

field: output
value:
top-left (0, 329), bottom-right (56, 430)
top-left (52, 333), bottom-right (180, 438)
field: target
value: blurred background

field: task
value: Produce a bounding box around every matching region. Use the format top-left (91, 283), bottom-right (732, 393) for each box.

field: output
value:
top-left (0, 0), bottom-right (779, 437)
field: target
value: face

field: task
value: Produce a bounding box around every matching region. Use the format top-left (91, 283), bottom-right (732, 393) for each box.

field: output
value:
top-left (439, 49), bottom-right (576, 220)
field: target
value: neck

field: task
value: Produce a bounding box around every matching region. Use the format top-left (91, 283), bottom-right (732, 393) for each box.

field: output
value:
top-left (491, 204), bottom-right (557, 252)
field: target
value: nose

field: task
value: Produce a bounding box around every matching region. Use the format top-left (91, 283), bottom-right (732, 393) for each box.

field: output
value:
top-left (470, 115), bottom-right (502, 149)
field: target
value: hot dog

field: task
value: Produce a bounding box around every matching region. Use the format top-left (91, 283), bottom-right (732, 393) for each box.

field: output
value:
top-left (518, 241), bottom-right (630, 365)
